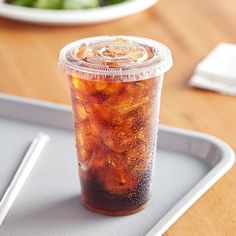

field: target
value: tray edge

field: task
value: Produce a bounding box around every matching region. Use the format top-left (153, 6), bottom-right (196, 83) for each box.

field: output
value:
top-left (146, 125), bottom-right (235, 236)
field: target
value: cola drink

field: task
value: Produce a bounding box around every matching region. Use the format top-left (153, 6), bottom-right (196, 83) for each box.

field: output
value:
top-left (59, 36), bottom-right (172, 216)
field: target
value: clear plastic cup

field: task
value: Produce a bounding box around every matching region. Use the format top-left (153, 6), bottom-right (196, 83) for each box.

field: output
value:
top-left (59, 36), bottom-right (172, 216)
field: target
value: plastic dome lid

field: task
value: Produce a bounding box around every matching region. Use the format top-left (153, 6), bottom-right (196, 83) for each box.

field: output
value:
top-left (59, 36), bottom-right (172, 82)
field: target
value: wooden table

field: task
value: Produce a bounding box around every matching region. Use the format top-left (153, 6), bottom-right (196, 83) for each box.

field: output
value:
top-left (0, 0), bottom-right (236, 235)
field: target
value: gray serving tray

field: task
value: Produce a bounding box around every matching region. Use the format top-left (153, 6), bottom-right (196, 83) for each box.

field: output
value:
top-left (0, 93), bottom-right (235, 236)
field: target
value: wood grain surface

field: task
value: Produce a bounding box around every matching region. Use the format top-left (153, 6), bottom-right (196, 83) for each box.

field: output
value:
top-left (0, 0), bottom-right (236, 235)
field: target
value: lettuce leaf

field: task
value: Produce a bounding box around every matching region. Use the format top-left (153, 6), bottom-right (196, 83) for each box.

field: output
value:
top-left (63, 0), bottom-right (99, 9)
top-left (12, 0), bottom-right (36, 7)
top-left (34, 0), bottom-right (63, 9)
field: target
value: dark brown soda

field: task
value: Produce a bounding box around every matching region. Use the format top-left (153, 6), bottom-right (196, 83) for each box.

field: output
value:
top-left (69, 75), bottom-right (162, 216)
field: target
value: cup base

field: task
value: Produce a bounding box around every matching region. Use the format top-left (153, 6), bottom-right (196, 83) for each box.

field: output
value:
top-left (82, 201), bottom-right (148, 216)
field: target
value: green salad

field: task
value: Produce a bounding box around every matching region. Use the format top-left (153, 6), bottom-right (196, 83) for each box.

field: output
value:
top-left (7, 0), bottom-right (128, 9)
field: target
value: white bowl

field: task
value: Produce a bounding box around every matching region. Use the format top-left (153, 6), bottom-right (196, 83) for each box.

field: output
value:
top-left (0, 0), bottom-right (158, 25)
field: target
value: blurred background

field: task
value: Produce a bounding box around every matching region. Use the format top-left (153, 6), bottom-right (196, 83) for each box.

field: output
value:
top-left (0, 0), bottom-right (236, 235)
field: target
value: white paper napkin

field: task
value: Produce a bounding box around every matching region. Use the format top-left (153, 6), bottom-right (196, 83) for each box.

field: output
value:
top-left (190, 43), bottom-right (236, 95)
